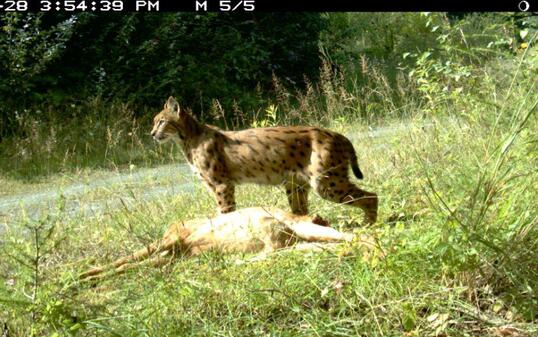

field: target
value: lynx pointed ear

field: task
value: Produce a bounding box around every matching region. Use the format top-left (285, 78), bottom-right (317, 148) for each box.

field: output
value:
top-left (164, 96), bottom-right (180, 114)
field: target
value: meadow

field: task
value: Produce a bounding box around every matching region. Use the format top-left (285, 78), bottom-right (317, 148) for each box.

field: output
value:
top-left (1, 13), bottom-right (537, 337)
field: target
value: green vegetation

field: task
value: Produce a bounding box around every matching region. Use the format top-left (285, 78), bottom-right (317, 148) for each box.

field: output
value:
top-left (1, 12), bottom-right (537, 337)
top-left (0, 13), bottom-right (323, 137)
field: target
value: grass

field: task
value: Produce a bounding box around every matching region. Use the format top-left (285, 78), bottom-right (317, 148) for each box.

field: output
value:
top-left (0, 98), bottom-right (183, 183)
top-left (1, 41), bottom-right (537, 336)
top-left (2, 110), bottom-right (537, 336)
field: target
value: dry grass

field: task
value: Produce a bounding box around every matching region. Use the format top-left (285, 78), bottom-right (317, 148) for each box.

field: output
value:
top-left (1, 44), bottom-right (537, 336)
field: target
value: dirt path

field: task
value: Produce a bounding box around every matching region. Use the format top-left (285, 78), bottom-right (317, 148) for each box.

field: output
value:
top-left (0, 121), bottom-right (428, 233)
top-left (0, 164), bottom-right (195, 233)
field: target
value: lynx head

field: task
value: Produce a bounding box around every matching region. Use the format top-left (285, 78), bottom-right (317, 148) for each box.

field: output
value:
top-left (151, 96), bottom-right (199, 143)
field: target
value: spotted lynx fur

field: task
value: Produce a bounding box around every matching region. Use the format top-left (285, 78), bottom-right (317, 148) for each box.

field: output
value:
top-left (151, 97), bottom-right (378, 223)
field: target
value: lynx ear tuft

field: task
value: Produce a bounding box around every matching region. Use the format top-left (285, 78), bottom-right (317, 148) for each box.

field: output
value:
top-left (164, 96), bottom-right (180, 114)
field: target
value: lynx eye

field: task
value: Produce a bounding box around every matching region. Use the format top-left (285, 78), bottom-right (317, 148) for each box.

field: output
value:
top-left (158, 119), bottom-right (165, 126)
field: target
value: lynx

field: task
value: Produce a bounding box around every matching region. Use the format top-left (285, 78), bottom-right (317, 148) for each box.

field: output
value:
top-left (151, 97), bottom-right (378, 223)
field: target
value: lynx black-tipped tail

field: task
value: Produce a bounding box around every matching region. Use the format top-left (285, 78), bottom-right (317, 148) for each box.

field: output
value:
top-left (351, 160), bottom-right (364, 180)
top-left (347, 140), bottom-right (364, 180)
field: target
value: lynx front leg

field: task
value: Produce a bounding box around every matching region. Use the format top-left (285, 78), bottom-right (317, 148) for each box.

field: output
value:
top-left (201, 177), bottom-right (236, 214)
top-left (285, 182), bottom-right (309, 215)
top-left (213, 183), bottom-right (236, 214)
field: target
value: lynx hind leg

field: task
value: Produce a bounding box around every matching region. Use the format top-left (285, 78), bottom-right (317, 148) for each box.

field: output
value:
top-left (314, 175), bottom-right (378, 224)
top-left (285, 182), bottom-right (309, 215)
top-left (342, 184), bottom-right (378, 224)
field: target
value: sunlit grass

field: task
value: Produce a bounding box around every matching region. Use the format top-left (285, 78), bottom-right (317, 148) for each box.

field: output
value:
top-left (1, 104), bottom-right (537, 336)
top-left (1, 45), bottom-right (537, 336)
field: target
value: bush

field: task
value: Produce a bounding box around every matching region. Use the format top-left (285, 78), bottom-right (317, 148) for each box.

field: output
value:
top-left (0, 13), bottom-right (325, 138)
